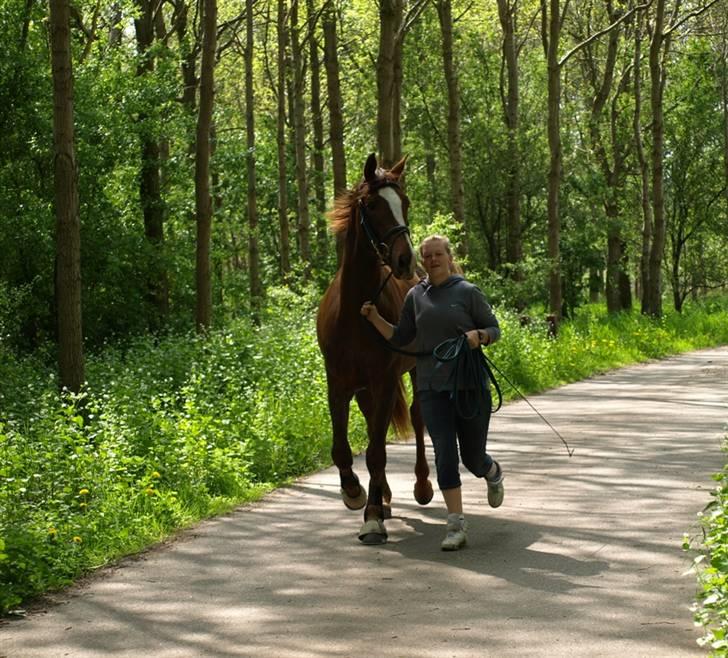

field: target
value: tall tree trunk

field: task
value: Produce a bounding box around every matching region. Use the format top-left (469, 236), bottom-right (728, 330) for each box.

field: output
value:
top-left (277, 0), bottom-right (291, 276)
top-left (290, 0), bottom-right (312, 273)
top-left (108, 2), bottom-right (122, 47)
top-left (50, 0), bottom-right (84, 392)
top-left (633, 17), bottom-right (653, 314)
top-left (542, 0), bottom-right (563, 320)
top-left (307, 0), bottom-right (327, 263)
top-left (436, 0), bottom-right (467, 254)
top-left (176, 2), bottom-right (198, 113)
top-left (377, 0), bottom-right (401, 166)
top-left (497, 0), bottom-right (523, 294)
top-left (322, 0), bottom-right (346, 264)
top-left (322, 0), bottom-right (347, 197)
top-left (134, 0), bottom-right (169, 327)
top-left (194, 0), bottom-right (217, 331)
top-left (583, 1), bottom-right (631, 314)
top-left (646, 0), bottom-right (668, 316)
top-left (245, 0), bottom-right (262, 316)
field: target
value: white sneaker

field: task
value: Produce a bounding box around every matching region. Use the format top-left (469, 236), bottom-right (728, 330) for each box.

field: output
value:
top-left (441, 514), bottom-right (468, 551)
top-left (486, 461), bottom-right (504, 508)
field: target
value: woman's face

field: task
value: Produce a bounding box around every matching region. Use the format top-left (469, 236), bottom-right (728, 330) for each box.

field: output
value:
top-left (421, 239), bottom-right (453, 284)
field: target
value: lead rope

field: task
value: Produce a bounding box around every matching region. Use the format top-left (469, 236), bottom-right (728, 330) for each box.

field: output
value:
top-left (366, 322), bottom-right (574, 457)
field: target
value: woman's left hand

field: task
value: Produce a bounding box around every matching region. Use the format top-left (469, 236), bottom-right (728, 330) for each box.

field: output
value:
top-left (466, 330), bottom-right (481, 349)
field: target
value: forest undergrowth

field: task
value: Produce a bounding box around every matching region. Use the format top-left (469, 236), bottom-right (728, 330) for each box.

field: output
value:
top-left (1, 289), bottom-right (728, 615)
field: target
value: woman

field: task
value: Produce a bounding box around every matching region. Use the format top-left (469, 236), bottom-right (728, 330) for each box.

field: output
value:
top-left (360, 235), bottom-right (503, 551)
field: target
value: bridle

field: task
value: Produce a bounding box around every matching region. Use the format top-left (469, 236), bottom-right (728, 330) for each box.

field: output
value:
top-left (357, 180), bottom-right (411, 266)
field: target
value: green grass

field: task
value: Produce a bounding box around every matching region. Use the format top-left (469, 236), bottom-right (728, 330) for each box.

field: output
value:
top-left (1, 291), bottom-right (727, 614)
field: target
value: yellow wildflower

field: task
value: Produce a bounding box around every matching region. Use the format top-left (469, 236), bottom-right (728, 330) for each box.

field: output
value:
top-left (79, 488), bottom-right (89, 496)
top-left (48, 527), bottom-right (58, 537)
top-left (72, 536), bottom-right (82, 543)
top-left (151, 471), bottom-right (161, 479)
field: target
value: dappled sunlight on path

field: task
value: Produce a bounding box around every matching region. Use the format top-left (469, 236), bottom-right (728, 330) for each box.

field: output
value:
top-left (2, 347), bottom-right (727, 657)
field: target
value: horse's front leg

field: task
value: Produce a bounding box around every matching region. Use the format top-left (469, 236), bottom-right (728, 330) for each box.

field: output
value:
top-left (355, 385), bottom-right (396, 545)
top-left (328, 382), bottom-right (366, 510)
top-left (410, 370), bottom-right (433, 505)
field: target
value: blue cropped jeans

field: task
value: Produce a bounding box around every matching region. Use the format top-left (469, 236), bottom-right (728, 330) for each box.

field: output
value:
top-left (418, 388), bottom-right (493, 491)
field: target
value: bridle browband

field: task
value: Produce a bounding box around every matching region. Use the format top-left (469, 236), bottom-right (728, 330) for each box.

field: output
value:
top-left (357, 180), bottom-right (411, 265)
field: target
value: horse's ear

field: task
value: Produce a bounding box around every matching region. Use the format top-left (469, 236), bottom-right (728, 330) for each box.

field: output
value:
top-left (389, 154), bottom-right (408, 180)
top-left (364, 153), bottom-right (378, 182)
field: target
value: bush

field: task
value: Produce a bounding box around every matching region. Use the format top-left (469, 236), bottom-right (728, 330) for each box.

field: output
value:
top-left (1, 292), bottom-right (727, 613)
top-left (687, 442), bottom-right (728, 654)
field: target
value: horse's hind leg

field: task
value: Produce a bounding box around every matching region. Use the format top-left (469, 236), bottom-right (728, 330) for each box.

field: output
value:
top-left (328, 385), bottom-right (366, 510)
top-left (410, 371), bottom-right (433, 505)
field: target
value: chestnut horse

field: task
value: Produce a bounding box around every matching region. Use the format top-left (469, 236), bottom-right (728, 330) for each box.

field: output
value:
top-left (317, 153), bottom-right (433, 545)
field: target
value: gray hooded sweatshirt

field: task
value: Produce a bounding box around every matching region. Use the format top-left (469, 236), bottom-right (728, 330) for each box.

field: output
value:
top-left (390, 275), bottom-right (500, 391)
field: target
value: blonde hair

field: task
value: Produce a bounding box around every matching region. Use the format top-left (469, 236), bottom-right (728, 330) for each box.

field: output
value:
top-left (419, 235), bottom-right (463, 275)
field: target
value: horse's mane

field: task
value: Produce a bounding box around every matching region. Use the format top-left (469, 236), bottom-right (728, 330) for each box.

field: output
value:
top-left (328, 168), bottom-right (399, 237)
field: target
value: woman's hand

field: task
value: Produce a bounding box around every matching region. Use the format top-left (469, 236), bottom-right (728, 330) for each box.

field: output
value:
top-left (360, 301), bottom-right (379, 322)
top-left (466, 329), bottom-right (487, 349)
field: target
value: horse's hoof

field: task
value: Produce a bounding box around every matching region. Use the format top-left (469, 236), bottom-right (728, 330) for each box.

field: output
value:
top-left (414, 480), bottom-right (434, 506)
top-left (382, 503), bottom-right (392, 520)
top-left (341, 485), bottom-right (367, 510)
top-left (358, 519), bottom-right (387, 545)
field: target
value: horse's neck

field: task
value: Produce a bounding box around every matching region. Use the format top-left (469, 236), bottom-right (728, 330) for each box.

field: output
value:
top-left (339, 238), bottom-right (382, 310)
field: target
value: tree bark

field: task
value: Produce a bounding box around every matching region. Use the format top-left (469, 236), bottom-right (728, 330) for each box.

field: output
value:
top-left (134, 0), bottom-right (169, 327)
top-left (377, 0), bottom-right (401, 167)
top-left (290, 0), bottom-right (312, 273)
top-left (50, 0), bottom-right (85, 392)
top-left (582, 0), bottom-right (631, 313)
top-left (436, 0), bottom-right (467, 254)
top-left (194, 0), bottom-right (217, 331)
top-left (322, 0), bottom-right (347, 197)
top-left (542, 0), bottom-right (563, 320)
top-left (277, 0), bottom-right (291, 276)
top-left (633, 16), bottom-right (653, 314)
top-left (646, 0), bottom-right (667, 316)
top-left (307, 0), bottom-right (327, 263)
top-left (245, 0), bottom-right (262, 315)
top-left (497, 0), bottom-right (523, 286)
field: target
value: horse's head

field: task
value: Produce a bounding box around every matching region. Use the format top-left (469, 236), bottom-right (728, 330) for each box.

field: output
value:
top-left (357, 153), bottom-right (416, 279)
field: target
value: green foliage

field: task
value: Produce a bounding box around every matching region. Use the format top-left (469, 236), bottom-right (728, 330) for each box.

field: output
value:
top-left (2, 290), bottom-right (727, 613)
top-left (0, 287), bottom-right (368, 613)
top-left (687, 440), bottom-right (728, 655)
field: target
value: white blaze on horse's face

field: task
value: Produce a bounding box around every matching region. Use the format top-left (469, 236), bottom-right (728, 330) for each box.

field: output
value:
top-left (378, 186), bottom-right (416, 278)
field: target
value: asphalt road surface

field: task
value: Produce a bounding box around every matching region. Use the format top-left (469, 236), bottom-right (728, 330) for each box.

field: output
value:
top-left (2, 346), bottom-right (728, 657)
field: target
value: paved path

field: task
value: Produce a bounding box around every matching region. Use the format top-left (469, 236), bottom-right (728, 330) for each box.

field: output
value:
top-left (2, 347), bottom-right (728, 657)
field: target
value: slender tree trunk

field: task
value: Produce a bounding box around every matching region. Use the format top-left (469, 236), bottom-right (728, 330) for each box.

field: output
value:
top-left (50, 0), bottom-right (84, 392)
top-left (307, 0), bottom-right (327, 263)
top-left (720, 46), bottom-right (728, 214)
top-left (277, 0), bottom-right (291, 276)
top-left (633, 18), bottom-right (653, 314)
top-left (377, 0), bottom-right (400, 166)
top-left (646, 0), bottom-right (667, 316)
top-left (194, 0), bottom-right (217, 331)
top-left (436, 0), bottom-right (467, 254)
top-left (245, 0), bottom-right (262, 316)
top-left (290, 0), bottom-right (312, 273)
top-left (322, 0), bottom-right (347, 196)
top-left (542, 0), bottom-right (563, 320)
top-left (109, 2), bottom-right (122, 47)
top-left (134, 0), bottom-right (169, 327)
top-left (497, 0), bottom-right (523, 286)
top-left (176, 3), bottom-right (198, 113)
